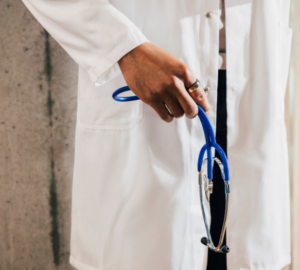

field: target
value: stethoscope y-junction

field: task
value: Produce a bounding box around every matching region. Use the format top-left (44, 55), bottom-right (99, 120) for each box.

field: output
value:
top-left (113, 86), bottom-right (230, 253)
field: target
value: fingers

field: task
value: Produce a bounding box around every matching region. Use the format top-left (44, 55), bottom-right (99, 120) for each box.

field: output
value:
top-left (175, 84), bottom-right (199, 119)
top-left (178, 64), bottom-right (210, 115)
top-left (164, 97), bottom-right (184, 118)
top-left (189, 86), bottom-right (210, 115)
top-left (142, 76), bottom-right (199, 121)
top-left (163, 76), bottom-right (197, 119)
top-left (151, 101), bottom-right (174, 123)
top-left (147, 74), bottom-right (210, 122)
top-left (119, 43), bottom-right (210, 123)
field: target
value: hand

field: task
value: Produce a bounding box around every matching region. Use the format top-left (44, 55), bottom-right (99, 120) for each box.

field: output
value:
top-left (118, 42), bottom-right (210, 123)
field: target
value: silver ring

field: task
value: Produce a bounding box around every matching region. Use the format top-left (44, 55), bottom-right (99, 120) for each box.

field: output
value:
top-left (187, 79), bottom-right (201, 93)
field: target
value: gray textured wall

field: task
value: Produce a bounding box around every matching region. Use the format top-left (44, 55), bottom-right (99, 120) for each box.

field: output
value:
top-left (0, 1), bottom-right (78, 269)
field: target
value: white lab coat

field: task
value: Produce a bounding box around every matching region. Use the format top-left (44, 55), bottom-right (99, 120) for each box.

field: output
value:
top-left (22, 0), bottom-right (293, 269)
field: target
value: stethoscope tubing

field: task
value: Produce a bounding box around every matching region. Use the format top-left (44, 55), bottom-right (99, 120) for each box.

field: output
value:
top-left (112, 85), bottom-right (230, 253)
top-left (112, 87), bottom-right (229, 181)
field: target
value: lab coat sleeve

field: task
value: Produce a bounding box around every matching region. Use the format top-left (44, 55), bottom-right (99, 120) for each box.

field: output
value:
top-left (22, 0), bottom-right (149, 86)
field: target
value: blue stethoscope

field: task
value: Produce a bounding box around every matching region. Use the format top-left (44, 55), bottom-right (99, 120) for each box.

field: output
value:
top-left (113, 86), bottom-right (230, 253)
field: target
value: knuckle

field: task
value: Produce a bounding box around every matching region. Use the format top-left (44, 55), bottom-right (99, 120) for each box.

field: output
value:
top-left (174, 111), bottom-right (184, 119)
top-left (161, 114), bottom-right (173, 123)
top-left (143, 91), bottom-right (160, 104)
top-left (142, 97), bottom-right (151, 105)
top-left (175, 112), bottom-right (184, 118)
top-left (173, 77), bottom-right (184, 90)
top-left (185, 68), bottom-right (193, 80)
top-left (200, 103), bottom-right (210, 114)
top-left (186, 104), bottom-right (198, 118)
top-left (195, 90), bottom-right (205, 100)
top-left (164, 76), bottom-right (177, 88)
top-left (142, 92), bottom-right (152, 104)
top-left (152, 91), bottom-right (162, 101)
top-left (164, 76), bottom-right (184, 93)
top-left (178, 64), bottom-right (192, 79)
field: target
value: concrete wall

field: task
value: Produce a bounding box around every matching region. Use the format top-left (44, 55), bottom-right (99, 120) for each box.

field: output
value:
top-left (0, 1), bottom-right (77, 269)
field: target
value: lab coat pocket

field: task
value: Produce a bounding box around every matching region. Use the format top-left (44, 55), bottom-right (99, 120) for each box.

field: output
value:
top-left (77, 66), bottom-right (143, 130)
top-left (277, 21), bottom-right (293, 119)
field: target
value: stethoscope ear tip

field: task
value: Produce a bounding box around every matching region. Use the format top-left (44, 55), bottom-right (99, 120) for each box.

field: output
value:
top-left (220, 245), bottom-right (230, 253)
top-left (201, 237), bottom-right (209, 246)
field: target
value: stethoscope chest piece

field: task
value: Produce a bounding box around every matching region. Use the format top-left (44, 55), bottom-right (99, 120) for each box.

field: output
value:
top-left (199, 157), bottom-right (230, 254)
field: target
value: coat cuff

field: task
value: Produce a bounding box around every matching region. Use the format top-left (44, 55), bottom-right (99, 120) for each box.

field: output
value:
top-left (91, 28), bottom-right (149, 87)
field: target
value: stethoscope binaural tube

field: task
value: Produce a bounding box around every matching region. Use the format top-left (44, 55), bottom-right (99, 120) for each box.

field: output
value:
top-left (112, 86), bottom-right (230, 253)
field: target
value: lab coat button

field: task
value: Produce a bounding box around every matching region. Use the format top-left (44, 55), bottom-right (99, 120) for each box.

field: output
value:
top-left (205, 12), bottom-right (212, 19)
top-left (204, 86), bottom-right (211, 93)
